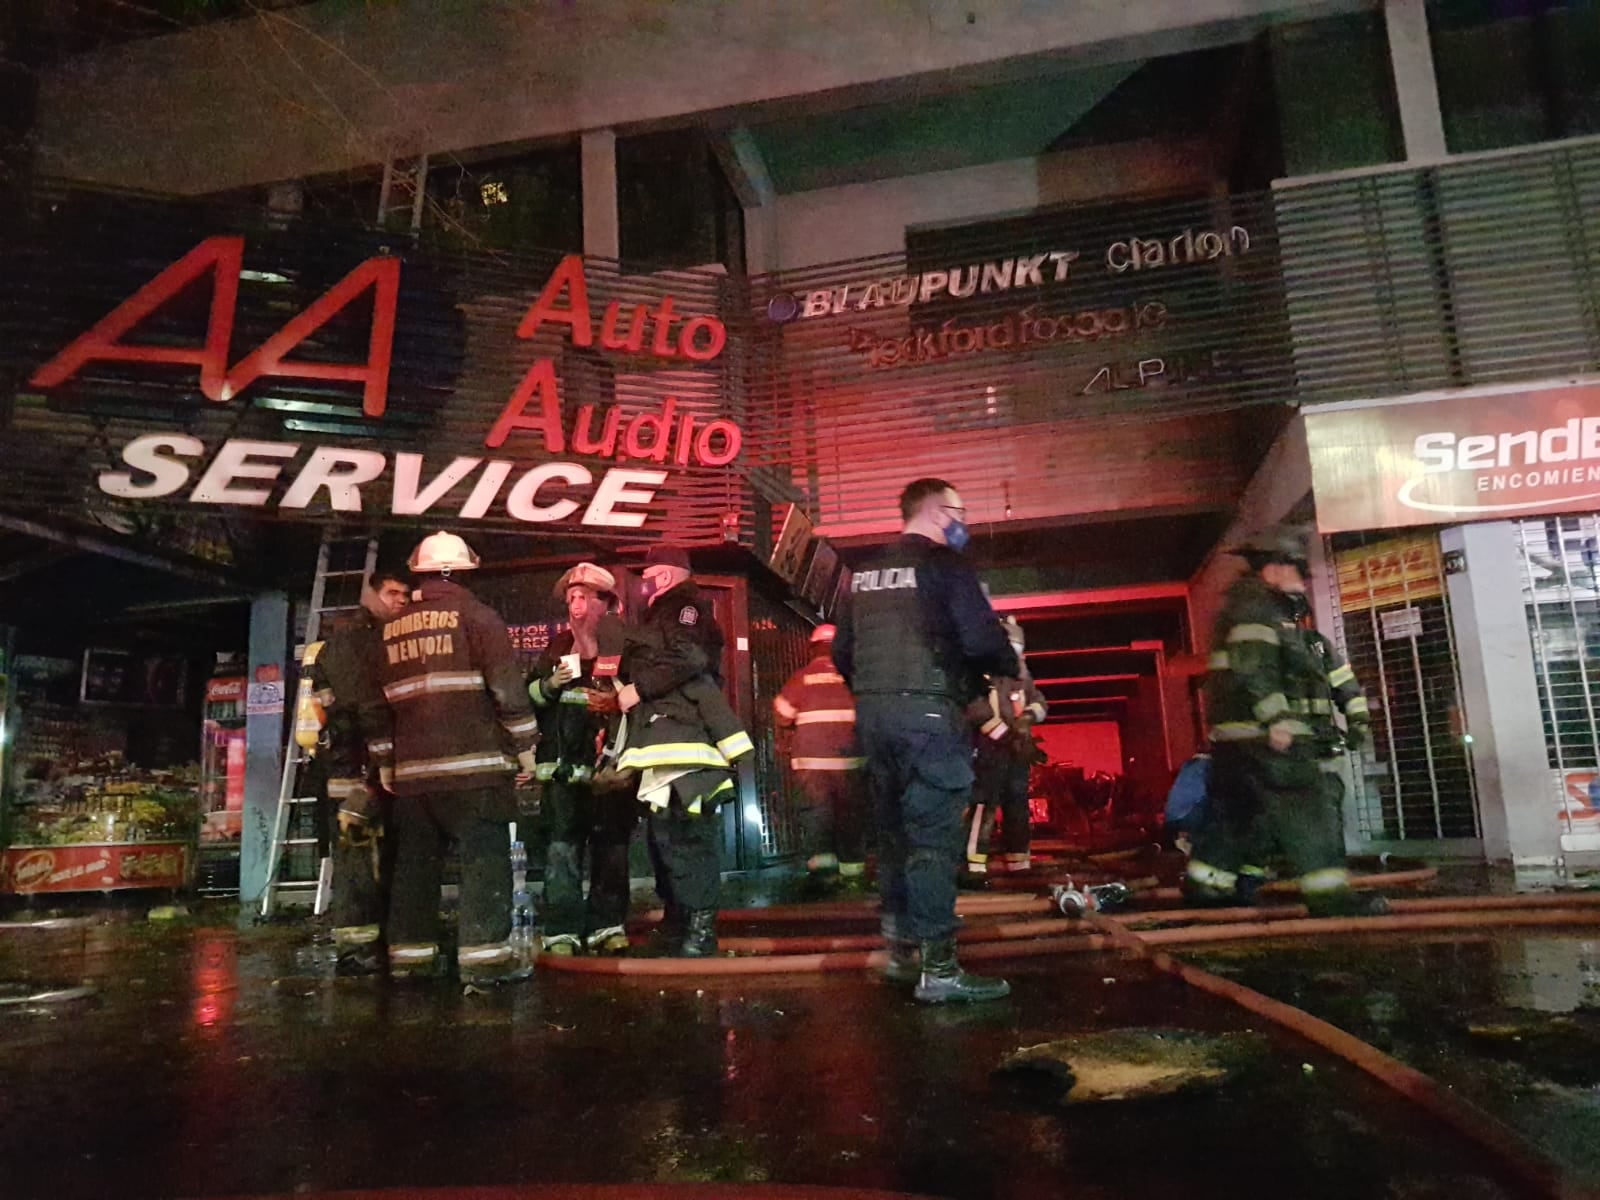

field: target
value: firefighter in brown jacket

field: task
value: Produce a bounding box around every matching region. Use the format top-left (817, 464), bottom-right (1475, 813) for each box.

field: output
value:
top-left (773, 624), bottom-right (868, 885)
top-left (364, 531), bottom-right (540, 985)
top-left (963, 616), bottom-right (1047, 878)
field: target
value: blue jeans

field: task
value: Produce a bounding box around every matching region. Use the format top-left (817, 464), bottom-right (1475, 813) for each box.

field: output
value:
top-left (856, 695), bottom-right (974, 941)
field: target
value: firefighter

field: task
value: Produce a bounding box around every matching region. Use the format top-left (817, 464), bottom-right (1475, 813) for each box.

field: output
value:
top-left (365, 531), bottom-right (541, 984)
top-left (1187, 525), bottom-right (1387, 917)
top-left (834, 478), bottom-right (1019, 1003)
top-left (303, 565), bottom-right (411, 976)
top-left (614, 545), bottom-right (754, 957)
top-left (773, 624), bottom-right (868, 888)
top-left (963, 615), bottom-right (1048, 880)
top-left (529, 562), bottom-right (634, 956)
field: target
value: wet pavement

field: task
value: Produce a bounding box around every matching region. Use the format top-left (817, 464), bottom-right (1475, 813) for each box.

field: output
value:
top-left (3, 894), bottom-right (1591, 1200)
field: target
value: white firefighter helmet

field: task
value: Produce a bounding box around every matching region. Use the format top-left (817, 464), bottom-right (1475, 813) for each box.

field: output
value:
top-left (409, 531), bottom-right (480, 574)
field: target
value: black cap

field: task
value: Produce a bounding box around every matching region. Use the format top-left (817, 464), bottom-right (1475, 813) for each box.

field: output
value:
top-left (644, 545), bottom-right (692, 571)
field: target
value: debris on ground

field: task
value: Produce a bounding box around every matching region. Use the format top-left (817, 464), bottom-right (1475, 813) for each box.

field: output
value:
top-left (996, 1027), bottom-right (1271, 1105)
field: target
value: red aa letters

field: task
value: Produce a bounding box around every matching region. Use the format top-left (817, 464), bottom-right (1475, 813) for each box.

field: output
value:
top-left (30, 236), bottom-right (400, 417)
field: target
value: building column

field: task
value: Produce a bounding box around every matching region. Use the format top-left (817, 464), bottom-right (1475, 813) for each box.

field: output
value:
top-left (1385, 0), bottom-right (1448, 161)
top-left (1441, 522), bottom-right (1558, 875)
top-left (239, 590), bottom-right (290, 905)
top-left (580, 129), bottom-right (620, 260)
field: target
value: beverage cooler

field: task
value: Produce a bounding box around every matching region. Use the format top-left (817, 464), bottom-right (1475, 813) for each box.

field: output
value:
top-left (195, 676), bottom-right (246, 894)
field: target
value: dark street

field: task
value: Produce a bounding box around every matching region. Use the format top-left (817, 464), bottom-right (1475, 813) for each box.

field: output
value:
top-left (4, 901), bottom-right (1595, 1200)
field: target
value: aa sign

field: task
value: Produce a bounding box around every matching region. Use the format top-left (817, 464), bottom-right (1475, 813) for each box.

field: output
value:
top-left (1306, 383), bottom-right (1600, 533)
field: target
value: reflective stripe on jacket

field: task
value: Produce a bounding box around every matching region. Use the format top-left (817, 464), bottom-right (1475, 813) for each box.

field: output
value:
top-left (774, 651), bottom-right (860, 768)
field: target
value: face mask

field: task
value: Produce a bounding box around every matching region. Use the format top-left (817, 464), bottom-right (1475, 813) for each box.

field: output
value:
top-left (638, 576), bottom-right (658, 601)
top-left (945, 518), bottom-right (970, 553)
top-left (1285, 592), bottom-right (1311, 621)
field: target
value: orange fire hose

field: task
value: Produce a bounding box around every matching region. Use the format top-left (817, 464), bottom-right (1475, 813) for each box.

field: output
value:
top-left (552, 899), bottom-right (1600, 976)
top-left (1085, 913), bottom-right (1581, 1199)
top-left (544, 886), bottom-right (1599, 1195)
top-left (629, 866), bottom-right (1443, 931)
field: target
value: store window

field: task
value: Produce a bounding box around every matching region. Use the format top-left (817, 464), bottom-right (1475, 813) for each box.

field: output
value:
top-left (1328, 531), bottom-right (1480, 842)
top-left (1270, 10), bottom-right (1404, 177)
top-left (294, 142), bottom-right (583, 254)
top-left (423, 145), bottom-right (582, 254)
top-left (1515, 515), bottom-right (1600, 843)
top-left (617, 129), bottom-right (745, 273)
top-left (1430, 0), bottom-right (1600, 153)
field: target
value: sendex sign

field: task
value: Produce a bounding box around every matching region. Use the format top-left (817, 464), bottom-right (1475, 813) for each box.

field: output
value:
top-left (1306, 383), bottom-right (1600, 533)
top-left (25, 241), bottom-right (742, 530)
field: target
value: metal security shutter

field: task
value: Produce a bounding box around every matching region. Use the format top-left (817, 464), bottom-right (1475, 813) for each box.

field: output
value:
top-left (745, 587), bottom-right (814, 862)
top-left (1515, 516), bottom-right (1600, 848)
top-left (1327, 531), bottom-right (1480, 844)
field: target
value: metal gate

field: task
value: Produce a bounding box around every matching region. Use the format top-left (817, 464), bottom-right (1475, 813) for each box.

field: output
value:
top-left (1515, 515), bottom-right (1600, 850)
top-left (1326, 531), bottom-right (1481, 847)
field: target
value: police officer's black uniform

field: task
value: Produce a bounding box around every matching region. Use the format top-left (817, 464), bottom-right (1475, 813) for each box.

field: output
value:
top-left (834, 534), bottom-right (1018, 1002)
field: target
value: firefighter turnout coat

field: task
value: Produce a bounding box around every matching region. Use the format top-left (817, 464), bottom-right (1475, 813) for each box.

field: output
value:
top-left (616, 580), bottom-right (753, 812)
top-left (773, 650), bottom-right (863, 772)
top-left (530, 629), bottom-right (607, 784)
top-left (1205, 574), bottom-right (1372, 763)
top-left (367, 577), bottom-right (539, 796)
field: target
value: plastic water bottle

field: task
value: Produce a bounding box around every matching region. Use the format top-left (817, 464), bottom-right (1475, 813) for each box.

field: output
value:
top-left (508, 835), bottom-right (535, 958)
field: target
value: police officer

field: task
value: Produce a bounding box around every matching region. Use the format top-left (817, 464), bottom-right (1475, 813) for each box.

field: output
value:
top-left (529, 562), bottom-right (634, 956)
top-left (834, 478), bottom-right (1019, 1003)
top-left (615, 545), bottom-right (753, 957)
top-left (1187, 525), bottom-right (1386, 917)
top-left (773, 624), bottom-right (868, 888)
top-left (303, 565), bottom-right (410, 975)
top-left (366, 531), bottom-right (540, 984)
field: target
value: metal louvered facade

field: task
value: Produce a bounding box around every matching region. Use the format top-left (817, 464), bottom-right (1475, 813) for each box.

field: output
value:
top-left (7, 140), bottom-right (1600, 558)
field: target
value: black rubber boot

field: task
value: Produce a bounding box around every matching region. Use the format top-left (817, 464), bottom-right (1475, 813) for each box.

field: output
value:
top-left (677, 909), bottom-right (719, 958)
top-left (335, 945), bottom-right (384, 977)
top-left (647, 904), bottom-right (687, 955)
top-left (913, 938), bottom-right (1010, 1004)
top-left (882, 940), bottom-right (921, 984)
top-left (1233, 872), bottom-right (1266, 907)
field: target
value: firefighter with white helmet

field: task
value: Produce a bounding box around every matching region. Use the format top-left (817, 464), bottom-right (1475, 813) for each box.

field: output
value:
top-left (364, 530), bottom-right (541, 984)
top-left (773, 623), bottom-right (868, 887)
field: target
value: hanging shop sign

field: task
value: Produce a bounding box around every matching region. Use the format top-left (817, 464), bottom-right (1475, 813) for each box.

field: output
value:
top-left (1307, 383), bottom-right (1600, 534)
top-left (19, 242), bottom-right (742, 531)
top-left (1335, 534), bottom-right (1444, 613)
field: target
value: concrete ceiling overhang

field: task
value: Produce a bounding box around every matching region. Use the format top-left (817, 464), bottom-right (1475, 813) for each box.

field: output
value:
top-left (35, 0), bottom-right (1371, 195)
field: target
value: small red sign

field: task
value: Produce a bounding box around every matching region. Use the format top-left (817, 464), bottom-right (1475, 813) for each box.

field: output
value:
top-left (0, 842), bottom-right (189, 894)
top-left (253, 664), bottom-right (281, 685)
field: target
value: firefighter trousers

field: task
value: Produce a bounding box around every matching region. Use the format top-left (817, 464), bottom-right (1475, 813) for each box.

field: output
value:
top-left (857, 695), bottom-right (973, 942)
top-left (645, 794), bottom-right (723, 915)
top-left (966, 752), bottom-right (1032, 863)
top-left (1190, 744), bottom-right (1345, 888)
top-left (388, 784), bottom-right (515, 950)
top-left (309, 760), bottom-right (391, 935)
top-left (541, 778), bottom-right (636, 938)
top-left (795, 769), bottom-right (869, 864)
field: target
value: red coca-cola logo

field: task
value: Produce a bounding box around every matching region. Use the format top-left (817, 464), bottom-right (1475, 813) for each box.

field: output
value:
top-left (12, 850), bottom-right (56, 889)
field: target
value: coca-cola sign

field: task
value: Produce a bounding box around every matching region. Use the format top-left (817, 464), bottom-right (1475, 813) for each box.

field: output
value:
top-left (1306, 382), bottom-right (1600, 533)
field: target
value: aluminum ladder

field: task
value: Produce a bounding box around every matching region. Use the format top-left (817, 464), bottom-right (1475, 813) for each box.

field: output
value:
top-left (258, 533), bottom-right (379, 918)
